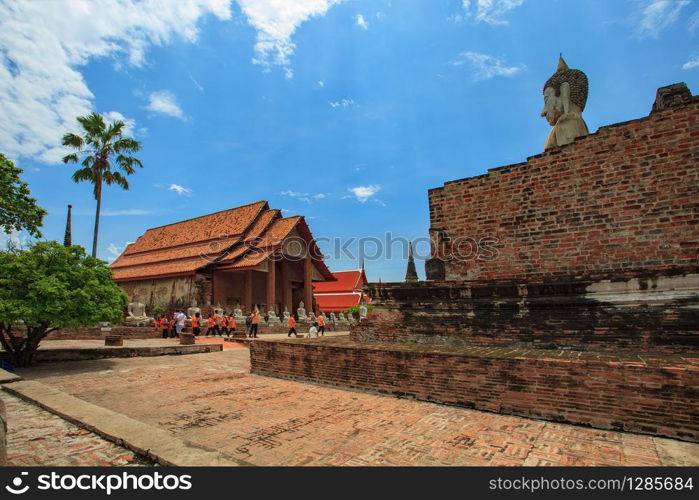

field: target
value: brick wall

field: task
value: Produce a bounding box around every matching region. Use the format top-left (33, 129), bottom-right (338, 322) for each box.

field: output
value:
top-left (352, 277), bottom-right (699, 354)
top-left (250, 338), bottom-right (699, 442)
top-left (428, 96), bottom-right (699, 281)
top-left (11, 326), bottom-right (162, 341)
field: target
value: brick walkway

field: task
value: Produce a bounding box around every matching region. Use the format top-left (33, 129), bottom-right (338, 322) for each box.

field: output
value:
top-left (13, 349), bottom-right (699, 466)
top-left (1, 393), bottom-right (153, 466)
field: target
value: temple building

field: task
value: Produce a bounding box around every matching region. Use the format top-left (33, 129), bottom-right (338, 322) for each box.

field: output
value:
top-left (313, 268), bottom-right (370, 313)
top-left (110, 201), bottom-right (334, 315)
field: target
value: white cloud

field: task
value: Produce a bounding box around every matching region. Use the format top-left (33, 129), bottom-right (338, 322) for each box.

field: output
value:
top-left (460, 0), bottom-right (524, 26)
top-left (103, 111), bottom-right (138, 136)
top-left (348, 185), bottom-right (380, 203)
top-left (169, 183), bottom-right (192, 196)
top-left (355, 14), bottom-right (368, 29)
top-left (450, 51), bottom-right (524, 81)
top-left (330, 98), bottom-right (354, 108)
top-left (107, 242), bottom-right (122, 256)
top-left (635, 0), bottom-right (690, 37)
top-left (146, 90), bottom-right (185, 120)
top-left (281, 190), bottom-right (326, 203)
top-left (0, 0), bottom-right (233, 163)
top-left (690, 10), bottom-right (699, 34)
top-left (236, 0), bottom-right (343, 78)
top-left (683, 56), bottom-right (699, 70)
top-left (316, 80), bottom-right (325, 88)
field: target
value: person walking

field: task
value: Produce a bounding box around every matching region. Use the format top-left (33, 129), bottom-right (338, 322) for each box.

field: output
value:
top-left (287, 314), bottom-right (297, 337)
top-left (211, 310), bottom-right (221, 336)
top-left (317, 314), bottom-right (326, 336)
top-left (169, 312), bottom-right (178, 338)
top-left (250, 308), bottom-right (260, 338)
top-left (157, 316), bottom-right (169, 339)
top-left (192, 312), bottom-right (201, 336)
top-left (205, 314), bottom-right (215, 336)
top-left (245, 314), bottom-right (252, 337)
top-left (220, 313), bottom-right (228, 337)
top-left (175, 309), bottom-right (186, 336)
top-left (227, 313), bottom-right (236, 338)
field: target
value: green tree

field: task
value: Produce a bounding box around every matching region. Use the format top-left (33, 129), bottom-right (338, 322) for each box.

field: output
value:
top-left (0, 153), bottom-right (47, 238)
top-left (0, 241), bottom-right (127, 367)
top-left (62, 112), bottom-right (143, 257)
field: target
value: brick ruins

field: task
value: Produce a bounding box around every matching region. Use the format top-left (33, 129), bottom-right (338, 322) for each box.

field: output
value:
top-left (251, 83), bottom-right (699, 442)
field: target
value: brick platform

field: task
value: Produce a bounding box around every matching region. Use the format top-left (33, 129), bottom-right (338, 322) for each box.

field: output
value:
top-left (250, 337), bottom-right (699, 442)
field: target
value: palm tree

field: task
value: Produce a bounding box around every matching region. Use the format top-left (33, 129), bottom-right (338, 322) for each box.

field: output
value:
top-left (62, 112), bottom-right (143, 258)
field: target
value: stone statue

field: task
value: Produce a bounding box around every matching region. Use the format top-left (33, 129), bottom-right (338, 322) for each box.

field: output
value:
top-left (330, 312), bottom-right (338, 324)
top-left (541, 55), bottom-right (589, 151)
top-left (214, 303), bottom-right (224, 316)
top-left (347, 312), bottom-right (355, 326)
top-left (283, 307), bottom-right (291, 321)
top-left (234, 303), bottom-right (244, 322)
top-left (309, 311), bottom-right (316, 322)
top-left (187, 300), bottom-right (201, 319)
top-left (338, 312), bottom-right (348, 325)
top-left (267, 307), bottom-right (281, 325)
top-left (297, 301), bottom-right (308, 321)
top-left (126, 294), bottom-right (153, 326)
top-left (359, 302), bottom-right (368, 321)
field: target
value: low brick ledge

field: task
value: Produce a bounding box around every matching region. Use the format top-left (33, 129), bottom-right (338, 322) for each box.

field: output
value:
top-left (250, 337), bottom-right (699, 442)
top-left (249, 336), bottom-right (699, 369)
top-left (0, 344), bottom-right (223, 363)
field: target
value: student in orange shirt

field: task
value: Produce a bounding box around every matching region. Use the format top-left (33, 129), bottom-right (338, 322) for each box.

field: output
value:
top-left (157, 316), bottom-right (169, 339)
top-left (220, 313), bottom-right (228, 337)
top-left (227, 314), bottom-right (236, 337)
top-left (192, 312), bottom-right (201, 336)
top-left (249, 308), bottom-right (260, 338)
top-left (287, 314), bottom-right (297, 337)
top-left (211, 311), bottom-right (220, 336)
top-left (317, 313), bottom-right (325, 336)
top-left (205, 314), bottom-right (215, 336)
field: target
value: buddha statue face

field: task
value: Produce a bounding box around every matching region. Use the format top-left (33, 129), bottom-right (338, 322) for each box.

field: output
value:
top-left (541, 86), bottom-right (564, 126)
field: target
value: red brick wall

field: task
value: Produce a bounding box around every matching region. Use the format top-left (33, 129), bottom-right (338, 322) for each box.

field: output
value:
top-left (250, 339), bottom-right (699, 442)
top-left (12, 326), bottom-right (162, 341)
top-left (353, 279), bottom-right (699, 354)
top-left (429, 97), bottom-right (699, 281)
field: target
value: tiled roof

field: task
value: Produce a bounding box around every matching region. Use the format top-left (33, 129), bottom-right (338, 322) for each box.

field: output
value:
top-left (110, 201), bottom-right (334, 282)
top-left (315, 293), bottom-right (363, 312)
top-left (123, 201), bottom-right (267, 255)
top-left (313, 270), bottom-right (367, 293)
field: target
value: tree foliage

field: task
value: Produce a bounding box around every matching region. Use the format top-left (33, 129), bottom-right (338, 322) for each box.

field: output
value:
top-left (0, 153), bottom-right (47, 238)
top-left (0, 241), bottom-right (127, 366)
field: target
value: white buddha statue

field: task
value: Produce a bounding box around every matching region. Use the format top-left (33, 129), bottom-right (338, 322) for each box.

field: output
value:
top-left (297, 301), bottom-right (308, 321)
top-left (126, 294), bottom-right (153, 326)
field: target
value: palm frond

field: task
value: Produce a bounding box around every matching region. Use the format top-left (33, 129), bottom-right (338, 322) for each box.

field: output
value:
top-left (62, 153), bottom-right (79, 164)
top-left (61, 133), bottom-right (84, 149)
top-left (72, 167), bottom-right (96, 183)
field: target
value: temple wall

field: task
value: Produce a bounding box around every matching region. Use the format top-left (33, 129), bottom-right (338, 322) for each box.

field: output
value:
top-left (118, 275), bottom-right (196, 312)
top-left (428, 96), bottom-right (699, 281)
top-left (213, 271), bottom-right (245, 307)
top-left (352, 278), bottom-right (699, 354)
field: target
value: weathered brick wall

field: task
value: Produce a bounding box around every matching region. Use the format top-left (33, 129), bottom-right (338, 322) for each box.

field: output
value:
top-left (10, 326), bottom-right (162, 341)
top-left (250, 338), bottom-right (699, 442)
top-left (429, 95), bottom-right (699, 281)
top-left (352, 277), bottom-right (699, 354)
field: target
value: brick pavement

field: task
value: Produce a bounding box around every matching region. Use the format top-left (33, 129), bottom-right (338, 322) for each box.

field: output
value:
top-left (1, 393), bottom-right (153, 466)
top-left (13, 349), bottom-right (699, 467)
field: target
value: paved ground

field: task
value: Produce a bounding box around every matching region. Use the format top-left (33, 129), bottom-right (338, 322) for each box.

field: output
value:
top-left (10, 348), bottom-right (699, 467)
top-left (1, 392), bottom-right (153, 466)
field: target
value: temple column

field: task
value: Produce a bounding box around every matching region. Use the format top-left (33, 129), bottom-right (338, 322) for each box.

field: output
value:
top-left (266, 258), bottom-right (276, 314)
top-left (303, 254), bottom-right (313, 314)
top-left (244, 270), bottom-right (253, 311)
top-left (280, 261), bottom-right (292, 313)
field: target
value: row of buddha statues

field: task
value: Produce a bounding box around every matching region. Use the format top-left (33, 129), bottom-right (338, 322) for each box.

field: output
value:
top-left (126, 297), bottom-right (368, 327)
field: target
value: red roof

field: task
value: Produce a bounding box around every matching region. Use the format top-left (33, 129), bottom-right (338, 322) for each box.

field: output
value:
top-left (315, 293), bottom-right (363, 312)
top-left (111, 202), bottom-right (333, 281)
top-left (313, 270), bottom-right (367, 293)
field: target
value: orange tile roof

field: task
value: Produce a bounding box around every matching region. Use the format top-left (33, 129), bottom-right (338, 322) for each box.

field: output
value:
top-left (313, 270), bottom-right (367, 293)
top-left (110, 201), bottom-right (334, 282)
top-left (123, 201), bottom-right (267, 255)
top-left (315, 293), bottom-right (363, 312)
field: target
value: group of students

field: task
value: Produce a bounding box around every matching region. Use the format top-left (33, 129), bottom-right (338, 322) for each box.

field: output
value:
top-left (154, 309), bottom-right (262, 338)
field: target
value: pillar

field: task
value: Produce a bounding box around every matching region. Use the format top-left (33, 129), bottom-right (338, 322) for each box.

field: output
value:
top-left (244, 270), bottom-right (253, 311)
top-left (280, 261), bottom-right (292, 314)
top-left (303, 254), bottom-right (313, 313)
top-left (266, 258), bottom-right (276, 314)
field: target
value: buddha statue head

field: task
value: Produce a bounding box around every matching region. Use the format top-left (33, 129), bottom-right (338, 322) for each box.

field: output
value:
top-left (540, 55), bottom-right (590, 150)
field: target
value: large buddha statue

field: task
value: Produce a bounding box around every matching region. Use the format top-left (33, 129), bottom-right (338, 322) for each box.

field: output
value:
top-left (541, 55), bottom-right (589, 151)
top-left (297, 301), bottom-right (308, 321)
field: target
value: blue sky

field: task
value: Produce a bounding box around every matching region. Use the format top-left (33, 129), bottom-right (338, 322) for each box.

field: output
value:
top-left (1, 0), bottom-right (698, 282)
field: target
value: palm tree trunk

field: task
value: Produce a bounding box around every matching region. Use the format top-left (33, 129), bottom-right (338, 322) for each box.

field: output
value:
top-left (92, 171), bottom-right (102, 258)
